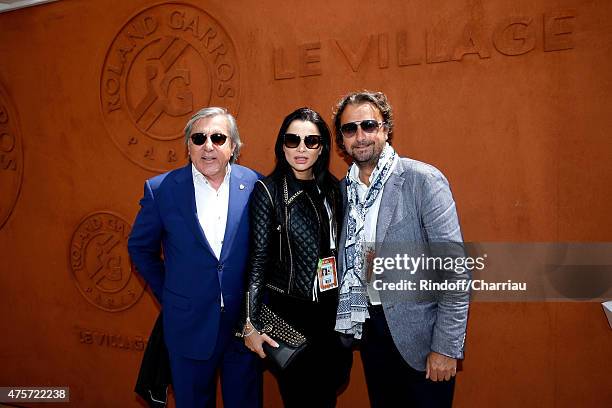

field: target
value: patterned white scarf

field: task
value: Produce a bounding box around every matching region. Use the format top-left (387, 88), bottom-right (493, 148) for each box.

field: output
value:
top-left (335, 144), bottom-right (397, 339)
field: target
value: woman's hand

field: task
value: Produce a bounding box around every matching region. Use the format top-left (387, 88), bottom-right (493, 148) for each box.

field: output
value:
top-left (243, 324), bottom-right (279, 358)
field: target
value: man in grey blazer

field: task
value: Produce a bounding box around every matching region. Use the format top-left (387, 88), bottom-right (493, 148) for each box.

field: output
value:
top-left (333, 90), bottom-right (469, 407)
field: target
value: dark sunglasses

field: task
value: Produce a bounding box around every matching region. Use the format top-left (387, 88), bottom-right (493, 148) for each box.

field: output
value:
top-left (340, 120), bottom-right (384, 137)
top-left (190, 132), bottom-right (228, 146)
top-left (283, 133), bottom-right (322, 149)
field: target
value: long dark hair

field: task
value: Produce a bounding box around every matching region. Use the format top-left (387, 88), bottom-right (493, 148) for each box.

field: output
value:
top-left (271, 107), bottom-right (338, 194)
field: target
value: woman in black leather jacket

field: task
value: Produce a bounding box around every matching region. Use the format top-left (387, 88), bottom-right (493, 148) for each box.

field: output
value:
top-left (243, 107), bottom-right (352, 407)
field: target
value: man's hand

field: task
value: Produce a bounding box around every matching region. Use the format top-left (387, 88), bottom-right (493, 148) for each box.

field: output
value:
top-left (426, 351), bottom-right (457, 381)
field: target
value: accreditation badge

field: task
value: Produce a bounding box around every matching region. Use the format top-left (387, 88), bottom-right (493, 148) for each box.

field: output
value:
top-left (317, 256), bottom-right (338, 292)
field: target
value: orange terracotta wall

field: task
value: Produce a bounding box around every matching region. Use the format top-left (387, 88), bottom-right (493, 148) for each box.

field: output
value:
top-left (0, 0), bottom-right (611, 407)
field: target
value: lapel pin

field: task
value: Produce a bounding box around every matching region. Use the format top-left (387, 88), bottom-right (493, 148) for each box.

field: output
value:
top-left (239, 184), bottom-right (245, 190)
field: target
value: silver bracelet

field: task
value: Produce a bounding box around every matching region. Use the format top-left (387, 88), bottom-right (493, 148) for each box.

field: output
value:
top-left (243, 326), bottom-right (257, 337)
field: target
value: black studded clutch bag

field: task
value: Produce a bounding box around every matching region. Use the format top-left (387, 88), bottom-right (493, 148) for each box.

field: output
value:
top-left (259, 304), bottom-right (308, 370)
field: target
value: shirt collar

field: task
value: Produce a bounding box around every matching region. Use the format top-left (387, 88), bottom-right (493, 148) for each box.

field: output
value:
top-left (191, 163), bottom-right (232, 188)
top-left (348, 163), bottom-right (366, 186)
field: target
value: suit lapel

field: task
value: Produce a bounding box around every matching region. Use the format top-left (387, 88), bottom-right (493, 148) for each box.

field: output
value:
top-left (376, 167), bottom-right (406, 247)
top-left (173, 165), bottom-right (216, 256)
top-left (220, 167), bottom-right (249, 262)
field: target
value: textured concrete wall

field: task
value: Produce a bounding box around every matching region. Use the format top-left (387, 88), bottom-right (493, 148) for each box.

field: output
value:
top-left (0, 0), bottom-right (610, 406)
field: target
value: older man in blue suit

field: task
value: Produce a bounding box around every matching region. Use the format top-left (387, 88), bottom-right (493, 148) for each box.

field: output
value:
top-left (333, 91), bottom-right (470, 408)
top-left (128, 107), bottom-right (261, 408)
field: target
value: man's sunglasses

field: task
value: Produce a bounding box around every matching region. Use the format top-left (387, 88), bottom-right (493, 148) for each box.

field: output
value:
top-left (283, 133), bottom-right (322, 149)
top-left (190, 132), bottom-right (228, 146)
top-left (340, 120), bottom-right (384, 137)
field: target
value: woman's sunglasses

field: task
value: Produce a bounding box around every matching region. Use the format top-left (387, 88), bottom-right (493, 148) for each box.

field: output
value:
top-left (340, 120), bottom-right (384, 137)
top-left (190, 132), bottom-right (228, 146)
top-left (283, 133), bottom-right (322, 149)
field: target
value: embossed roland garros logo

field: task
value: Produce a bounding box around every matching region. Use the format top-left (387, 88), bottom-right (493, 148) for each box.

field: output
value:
top-left (100, 3), bottom-right (240, 172)
top-left (0, 83), bottom-right (24, 230)
top-left (70, 212), bottom-right (145, 312)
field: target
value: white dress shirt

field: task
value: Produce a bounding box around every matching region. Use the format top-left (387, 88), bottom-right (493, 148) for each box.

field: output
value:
top-left (348, 155), bottom-right (398, 305)
top-left (192, 163), bottom-right (231, 260)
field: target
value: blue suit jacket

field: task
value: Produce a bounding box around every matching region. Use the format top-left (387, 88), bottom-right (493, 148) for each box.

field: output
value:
top-left (128, 163), bottom-right (260, 360)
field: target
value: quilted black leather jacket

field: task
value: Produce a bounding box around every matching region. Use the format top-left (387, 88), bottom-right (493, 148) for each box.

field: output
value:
top-left (246, 173), bottom-right (341, 330)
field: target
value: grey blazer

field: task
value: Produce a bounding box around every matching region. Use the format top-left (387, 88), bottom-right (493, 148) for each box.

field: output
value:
top-left (338, 157), bottom-right (469, 371)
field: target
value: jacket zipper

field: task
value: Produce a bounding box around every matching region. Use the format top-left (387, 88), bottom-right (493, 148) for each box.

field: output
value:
top-left (283, 177), bottom-right (297, 294)
top-left (266, 283), bottom-right (285, 293)
top-left (305, 193), bottom-right (321, 225)
top-left (285, 204), bottom-right (294, 294)
top-left (245, 291), bottom-right (251, 328)
top-left (277, 224), bottom-right (282, 262)
top-left (306, 192), bottom-right (322, 301)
